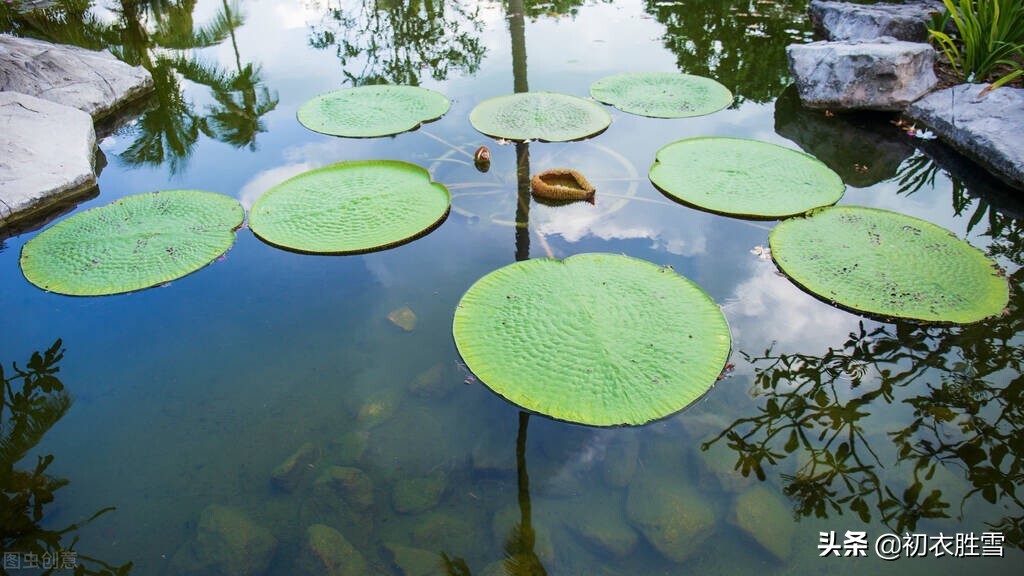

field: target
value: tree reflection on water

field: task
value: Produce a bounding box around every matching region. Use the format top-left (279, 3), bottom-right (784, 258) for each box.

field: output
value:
top-left (307, 0), bottom-right (486, 86)
top-left (1, 341), bottom-right (133, 575)
top-left (644, 0), bottom-right (811, 103)
top-left (707, 263), bottom-right (1024, 546)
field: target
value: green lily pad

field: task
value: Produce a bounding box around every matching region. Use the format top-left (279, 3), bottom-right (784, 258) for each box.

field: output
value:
top-left (452, 253), bottom-right (731, 426)
top-left (297, 85), bottom-right (450, 138)
top-left (20, 190), bottom-right (243, 296)
top-left (649, 137), bottom-right (846, 218)
top-left (249, 160), bottom-right (450, 254)
top-left (590, 72), bottom-right (733, 118)
top-left (769, 206), bottom-right (1009, 323)
top-left (469, 92), bottom-right (611, 142)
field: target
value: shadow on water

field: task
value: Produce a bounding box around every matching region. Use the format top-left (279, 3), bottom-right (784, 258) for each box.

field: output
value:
top-left (1, 341), bottom-right (133, 575)
top-left (1, 0), bottom-right (278, 175)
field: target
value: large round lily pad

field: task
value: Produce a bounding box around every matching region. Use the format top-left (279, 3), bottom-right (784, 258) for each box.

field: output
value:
top-left (649, 137), bottom-right (845, 218)
top-left (297, 85), bottom-right (450, 138)
top-left (249, 160), bottom-right (450, 254)
top-left (769, 206), bottom-right (1009, 323)
top-left (469, 92), bottom-right (611, 142)
top-left (453, 253), bottom-right (731, 426)
top-left (590, 72), bottom-right (733, 118)
top-left (20, 190), bottom-right (243, 296)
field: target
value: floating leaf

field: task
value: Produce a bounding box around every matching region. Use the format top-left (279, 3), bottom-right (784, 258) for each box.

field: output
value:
top-left (453, 253), bottom-right (731, 426)
top-left (649, 137), bottom-right (845, 218)
top-left (769, 206), bottom-right (1009, 323)
top-left (297, 85), bottom-right (450, 138)
top-left (20, 190), bottom-right (243, 296)
top-left (590, 72), bottom-right (733, 118)
top-left (249, 160), bottom-right (450, 254)
top-left (469, 92), bottom-right (611, 142)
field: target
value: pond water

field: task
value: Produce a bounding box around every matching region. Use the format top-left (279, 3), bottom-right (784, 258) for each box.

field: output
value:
top-left (2, 0), bottom-right (1023, 574)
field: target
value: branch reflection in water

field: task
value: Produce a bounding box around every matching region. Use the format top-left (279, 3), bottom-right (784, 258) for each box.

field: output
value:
top-left (1, 341), bottom-right (133, 575)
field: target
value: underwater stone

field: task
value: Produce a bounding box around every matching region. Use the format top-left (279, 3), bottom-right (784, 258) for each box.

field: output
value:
top-left (787, 38), bottom-right (936, 111)
top-left (731, 485), bottom-right (795, 561)
top-left (388, 306), bottom-right (418, 331)
top-left (906, 84), bottom-right (1024, 190)
top-left (294, 524), bottom-right (369, 576)
top-left (696, 437), bottom-right (754, 494)
top-left (385, 543), bottom-right (440, 576)
top-left (600, 434), bottom-right (639, 489)
top-left (328, 430), bottom-right (369, 465)
top-left (409, 363), bottom-right (453, 399)
top-left (357, 393), bottom-right (399, 429)
top-left (809, 1), bottom-right (943, 42)
top-left (626, 468), bottom-right (716, 563)
top-left (0, 35), bottom-right (153, 120)
top-left (412, 512), bottom-right (479, 555)
top-left (0, 92), bottom-right (96, 229)
top-left (392, 471), bottom-right (448, 514)
top-left (314, 466), bottom-right (375, 511)
top-left (270, 441), bottom-right (319, 492)
top-left (566, 501), bottom-right (639, 559)
top-left (168, 505), bottom-right (276, 576)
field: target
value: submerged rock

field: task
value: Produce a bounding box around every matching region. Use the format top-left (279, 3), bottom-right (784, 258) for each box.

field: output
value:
top-left (270, 441), bottom-right (319, 492)
top-left (0, 92), bottom-right (96, 228)
top-left (412, 512), bottom-right (479, 555)
top-left (357, 393), bottom-right (399, 429)
top-left (328, 430), bottom-right (369, 465)
top-left (566, 500), bottom-right (639, 559)
top-left (731, 485), bottom-right (795, 562)
top-left (600, 433), bottom-right (639, 489)
top-left (168, 505), bottom-right (276, 576)
top-left (294, 524), bottom-right (368, 576)
top-left (392, 471), bottom-right (448, 514)
top-left (314, 465), bottom-right (375, 511)
top-left (626, 468), bottom-right (716, 563)
top-left (384, 543), bottom-right (440, 576)
top-left (0, 35), bottom-right (153, 120)
top-left (409, 363), bottom-right (454, 399)
top-left (809, 1), bottom-right (943, 42)
top-left (388, 306), bottom-right (418, 331)
top-left (788, 38), bottom-right (937, 111)
top-left (696, 438), bottom-right (754, 494)
top-left (906, 84), bottom-right (1024, 190)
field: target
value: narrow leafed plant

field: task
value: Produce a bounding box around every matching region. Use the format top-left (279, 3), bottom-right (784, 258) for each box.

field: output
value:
top-left (929, 0), bottom-right (1024, 89)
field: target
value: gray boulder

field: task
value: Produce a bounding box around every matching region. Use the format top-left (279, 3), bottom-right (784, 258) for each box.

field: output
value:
top-left (0, 92), bottom-right (96, 228)
top-left (906, 84), bottom-right (1024, 190)
top-left (809, 1), bottom-right (944, 42)
top-left (787, 38), bottom-right (937, 111)
top-left (0, 35), bottom-right (153, 120)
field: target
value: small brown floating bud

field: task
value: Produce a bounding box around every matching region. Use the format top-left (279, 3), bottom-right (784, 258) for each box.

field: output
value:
top-left (474, 146), bottom-right (491, 172)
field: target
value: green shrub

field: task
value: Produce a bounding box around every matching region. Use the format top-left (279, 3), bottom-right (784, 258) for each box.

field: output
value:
top-left (929, 0), bottom-right (1024, 88)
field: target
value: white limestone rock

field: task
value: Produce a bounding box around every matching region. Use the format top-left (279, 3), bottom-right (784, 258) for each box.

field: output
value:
top-left (0, 92), bottom-right (96, 227)
top-left (0, 34), bottom-right (153, 120)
